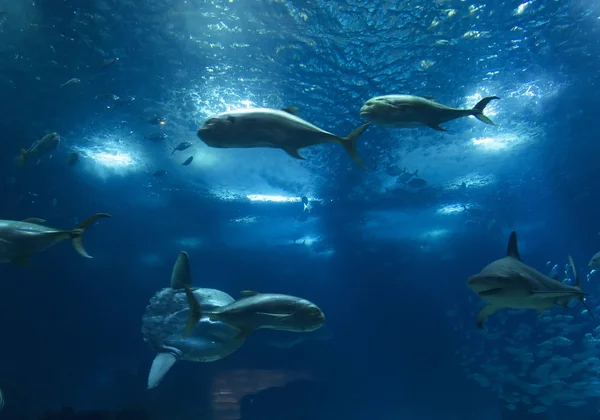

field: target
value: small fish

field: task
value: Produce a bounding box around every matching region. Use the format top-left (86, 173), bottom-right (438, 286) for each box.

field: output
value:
top-left (66, 152), bottom-right (79, 167)
top-left (0, 387), bottom-right (4, 411)
top-left (152, 170), bottom-right (167, 177)
top-left (197, 107), bottom-right (370, 167)
top-left (466, 231), bottom-right (593, 328)
top-left (405, 177), bottom-right (427, 189)
top-left (182, 156), bottom-right (193, 166)
top-left (94, 93), bottom-right (119, 102)
top-left (360, 94), bottom-right (500, 130)
top-left (0, 213), bottom-right (111, 265)
top-left (144, 115), bottom-right (167, 125)
top-left (101, 57), bottom-right (119, 69)
top-left (18, 132), bottom-right (60, 166)
top-left (60, 78), bottom-right (81, 88)
top-left (182, 288), bottom-right (325, 339)
top-left (171, 142), bottom-right (193, 155)
top-left (114, 96), bottom-right (135, 107)
top-left (589, 251), bottom-right (600, 270)
top-left (144, 133), bottom-right (168, 142)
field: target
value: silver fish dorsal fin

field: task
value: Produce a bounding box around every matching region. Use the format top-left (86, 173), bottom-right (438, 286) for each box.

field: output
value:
top-left (171, 251), bottom-right (192, 289)
top-left (281, 107), bottom-right (298, 115)
top-left (506, 231), bottom-right (521, 261)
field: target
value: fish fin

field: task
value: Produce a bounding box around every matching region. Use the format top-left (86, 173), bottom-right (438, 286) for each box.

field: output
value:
top-left (581, 297), bottom-right (594, 319)
top-left (283, 148), bottom-right (306, 160)
top-left (22, 218), bottom-right (46, 224)
top-left (240, 290), bottom-right (259, 297)
top-left (506, 231), bottom-right (521, 261)
top-left (471, 96), bottom-right (500, 125)
top-left (234, 327), bottom-right (253, 340)
top-left (171, 252), bottom-right (191, 289)
top-left (568, 255), bottom-right (580, 287)
top-left (476, 305), bottom-right (500, 329)
top-left (281, 107), bottom-right (298, 115)
top-left (427, 123), bottom-right (448, 131)
top-left (478, 288), bottom-right (504, 297)
top-left (531, 290), bottom-right (586, 297)
top-left (70, 213), bottom-right (112, 258)
top-left (18, 148), bottom-right (27, 166)
top-left (0, 238), bottom-right (11, 244)
top-left (422, 95), bottom-right (435, 100)
top-left (12, 256), bottom-right (33, 267)
top-left (340, 123), bottom-right (371, 168)
top-left (147, 352), bottom-right (178, 389)
top-left (181, 285), bottom-right (203, 338)
top-left (535, 302), bottom-right (554, 314)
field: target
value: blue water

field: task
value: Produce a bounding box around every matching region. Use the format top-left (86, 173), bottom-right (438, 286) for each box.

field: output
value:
top-left (1, 0), bottom-right (600, 419)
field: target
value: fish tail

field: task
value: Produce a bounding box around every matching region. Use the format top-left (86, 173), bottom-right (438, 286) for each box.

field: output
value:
top-left (18, 148), bottom-right (27, 166)
top-left (471, 96), bottom-right (500, 125)
top-left (69, 213), bottom-right (112, 258)
top-left (340, 123), bottom-right (371, 168)
top-left (181, 284), bottom-right (203, 337)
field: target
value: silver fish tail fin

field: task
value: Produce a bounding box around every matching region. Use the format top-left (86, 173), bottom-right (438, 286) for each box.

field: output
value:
top-left (18, 148), bottom-right (27, 166)
top-left (69, 213), bottom-right (112, 258)
top-left (471, 96), bottom-right (500, 125)
top-left (340, 123), bottom-right (371, 168)
top-left (181, 284), bottom-right (203, 338)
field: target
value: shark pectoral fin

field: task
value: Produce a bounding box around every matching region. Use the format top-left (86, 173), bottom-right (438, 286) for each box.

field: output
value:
top-left (148, 352), bottom-right (178, 389)
top-left (476, 305), bottom-right (500, 329)
top-left (283, 148), bottom-right (306, 160)
top-left (22, 218), bottom-right (46, 224)
top-left (170, 251), bottom-right (191, 289)
top-left (12, 256), bottom-right (33, 267)
top-left (427, 123), bottom-right (448, 131)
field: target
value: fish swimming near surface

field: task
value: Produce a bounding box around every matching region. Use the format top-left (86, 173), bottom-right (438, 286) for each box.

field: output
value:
top-left (66, 152), bottom-right (79, 167)
top-left (60, 78), bottom-right (81, 88)
top-left (0, 213), bottom-right (111, 266)
top-left (196, 107), bottom-right (371, 168)
top-left (18, 132), bottom-right (61, 166)
top-left (182, 287), bottom-right (326, 339)
top-left (359, 95), bottom-right (499, 131)
top-left (467, 231), bottom-right (593, 328)
top-left (182, 156), bottom-right (193, 166)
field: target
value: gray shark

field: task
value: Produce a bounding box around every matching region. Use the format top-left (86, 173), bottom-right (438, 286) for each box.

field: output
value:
top-left (467, 231), bottom-right (593, 328)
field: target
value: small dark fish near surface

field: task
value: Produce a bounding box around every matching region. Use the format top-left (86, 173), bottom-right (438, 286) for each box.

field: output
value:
top-left (0, 213), bottom-right (111, 266)
top-left (359, 95), bottom-right (499, 131)
top-left (467, 231), bottom-right (593, 329)
top-left (171, 142), bottom-right (193, 154)
top-left (66, 152), bottom-right (79, 167)
top-left (144, 133), bottom-right (168, 143)
top-left (18, 132), bottom-right (60, 166)
top-left (404, 177), bottom-right (427, 189)
top-left (182, 288), bottom-right (326, 339)
top-left (153, 170), bottom-right (167, 177)
top-left (197, 107), bottom-right (371, 167)
top-left (182, 156), bottom-right (193, 166)
top-left (101, 57), bottom-right (119, 69)
top-left (143, 115), bottom-right (167, 126)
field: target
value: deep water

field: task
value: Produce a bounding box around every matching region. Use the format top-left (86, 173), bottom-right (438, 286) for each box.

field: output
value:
top-left (1, 0), bottom-right (600, 419)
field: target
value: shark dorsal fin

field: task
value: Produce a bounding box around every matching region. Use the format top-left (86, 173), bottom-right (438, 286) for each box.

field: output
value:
top-left (507, 231), bottom-right (521, 261)
top-left (240, 290), bottom-right (259, 297)
top-left (281, 107), bottom-right (298, 115)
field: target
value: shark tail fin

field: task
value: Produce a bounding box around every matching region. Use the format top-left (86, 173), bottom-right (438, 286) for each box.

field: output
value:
top-left (340, 123), bottom-right (371, 168)
top-left (70, 213), bottom-right (112, 258)
top-left (18, 148), bottom-right (27, 166)
top-left (471, 96), bottom-right (500, 125)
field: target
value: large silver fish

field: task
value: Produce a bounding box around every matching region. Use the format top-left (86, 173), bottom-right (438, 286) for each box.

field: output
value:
top-left (467, 231), bottom-right (592, 328)
top-left (182, 287), bottom-right (326, 339)
top-left (142, 252), bottom-right (246, 389)
top-left (196, 107), bottom-right (371, 167)
top-left (0, 213), bottom-right (111, 265)
top-left (359, 95), bottom-right (499, 130)
top-left (18, 132), bottom-right (61, 166)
